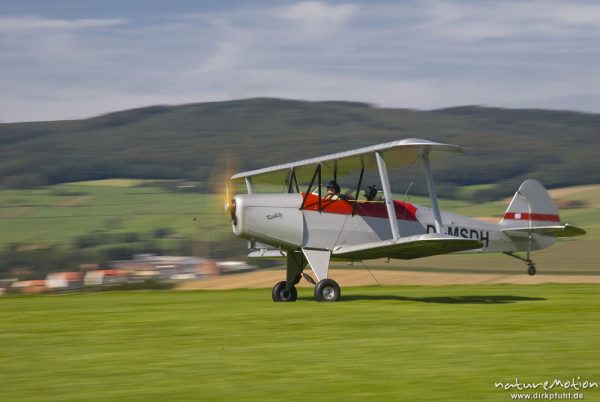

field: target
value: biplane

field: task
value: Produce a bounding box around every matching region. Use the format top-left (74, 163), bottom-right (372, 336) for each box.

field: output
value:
top-left (227, 139), bottom-right (585, 302)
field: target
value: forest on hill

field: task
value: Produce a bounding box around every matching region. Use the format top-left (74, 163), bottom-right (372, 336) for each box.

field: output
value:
top-left (1, 98), bottom-right (599, 200)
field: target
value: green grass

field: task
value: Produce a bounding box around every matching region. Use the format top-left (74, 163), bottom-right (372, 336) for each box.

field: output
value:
top-left (75, 178), bottom-right (150, 187)
top-left (1, 182), bottom-right (598, 275)
top-left (3, 183), bottom-right (597, 248)
top-left (1, 285), bottom-right (600, 401)
top-left (0, 181), bottom-right (228, 246)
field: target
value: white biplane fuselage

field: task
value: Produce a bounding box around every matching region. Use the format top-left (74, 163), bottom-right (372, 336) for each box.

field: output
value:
top-left (233, 193), bottom-right (554, 256)
top-left (228, 138), bottom-right (585, 302)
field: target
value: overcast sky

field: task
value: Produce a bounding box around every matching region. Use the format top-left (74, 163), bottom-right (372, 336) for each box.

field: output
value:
top-left (1, 0), bottom-right (599, 122)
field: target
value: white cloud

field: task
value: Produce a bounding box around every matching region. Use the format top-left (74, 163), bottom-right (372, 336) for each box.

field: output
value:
top-left (186, 41), bottom-right (240, 76)
top-left (0, 15), bottom-right (126, 31)
top-left (278, 1), bottom-right (357, 37)
top-left (423, 0), bottom-right (600, 41)
top-left (1, 1), bottom-right (600, 122)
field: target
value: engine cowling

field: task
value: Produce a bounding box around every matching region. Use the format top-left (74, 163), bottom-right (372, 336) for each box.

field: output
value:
top-left (231, 193), bottom-right (304, 249)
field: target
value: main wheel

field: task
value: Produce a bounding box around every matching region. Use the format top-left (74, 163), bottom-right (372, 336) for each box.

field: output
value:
top-left (272, 281), bottom-right (297, 302)
top-left (528, 264), bottom-right (536, 276)
top-left (314, 279), bottom-right (341, 302)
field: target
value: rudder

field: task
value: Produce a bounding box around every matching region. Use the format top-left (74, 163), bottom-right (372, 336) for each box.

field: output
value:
top-left (500, 179), bottom-right (559, 228)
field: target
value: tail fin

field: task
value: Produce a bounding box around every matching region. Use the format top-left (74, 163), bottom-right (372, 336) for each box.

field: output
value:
top-left (500, 179), bottom-right (586, 237)
top-left (501, 179), bottom-right (559, 228)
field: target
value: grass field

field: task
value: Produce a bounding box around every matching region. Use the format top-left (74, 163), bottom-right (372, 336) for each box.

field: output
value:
top-left (1, 180), bottom-right (597, 246)
top-left (1, 180), bottom-right (598, 275)
top-left (1, 285), bottom-right (599, 401)
top-left (0, 179), bottom-right (226, 246)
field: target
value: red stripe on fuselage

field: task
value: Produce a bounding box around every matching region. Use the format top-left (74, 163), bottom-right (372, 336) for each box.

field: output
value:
top-left (301, 193), bottom-right (417, 220)
top-left (503, 212), bottom-right (560, 222)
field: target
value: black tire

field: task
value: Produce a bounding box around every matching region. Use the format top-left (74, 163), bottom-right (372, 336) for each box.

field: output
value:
top-left (528, 264), bottom-right (537, 276)
top-left (272, 281), bottom-right (297, 302)
top-left (314, 279), bottom-right (341, 302)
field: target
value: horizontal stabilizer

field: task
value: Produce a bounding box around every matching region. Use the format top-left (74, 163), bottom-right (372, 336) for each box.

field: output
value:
top-left (502, 224), bottom-right (586, 238)
top-left (333, 234), bottom-right (483, 260)
top-left (247, 249), bottom-right (287, 259)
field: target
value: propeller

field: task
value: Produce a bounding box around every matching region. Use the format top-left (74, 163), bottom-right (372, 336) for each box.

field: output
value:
top-left (208, 150), bottom-right (240, 223)
top-left (194, 151), bottom-right (241, 260)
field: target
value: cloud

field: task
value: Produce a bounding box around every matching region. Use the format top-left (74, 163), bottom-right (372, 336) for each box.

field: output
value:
top-left (278, 1), bottom-right (357, 37)
top-left (186, 41), bottom-right (240, 76)
top-left (1, 1), bottom-right (600, 122)
top-left (0, 15), bottom-right (126, 31)
top-left (423, 0), bottom-right (600, 41)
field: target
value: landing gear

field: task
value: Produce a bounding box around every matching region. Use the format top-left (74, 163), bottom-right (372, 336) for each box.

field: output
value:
top-left (271, 277), bottom-right (341, 302)
top-left (314, 279), bottom-right (341, 302)
top-left (504, 252), bottom-right (537, 276)
top-left (272, 281), bottom-right (297, 302)
top-left (277, 248), bottom-right (341, 302)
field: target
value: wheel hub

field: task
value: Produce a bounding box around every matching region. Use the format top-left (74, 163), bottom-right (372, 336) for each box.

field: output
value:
top-left (322, 285), bottom-right (335, 300)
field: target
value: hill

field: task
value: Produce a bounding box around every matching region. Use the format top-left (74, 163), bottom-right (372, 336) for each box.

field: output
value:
top-left (1, 98), bottom-right (599, 200)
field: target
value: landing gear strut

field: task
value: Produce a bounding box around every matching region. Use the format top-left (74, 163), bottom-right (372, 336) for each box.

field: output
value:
top-left (504, 252), bottom-right (537, 276)
top-left (276, 249), bottom-right (341, 302)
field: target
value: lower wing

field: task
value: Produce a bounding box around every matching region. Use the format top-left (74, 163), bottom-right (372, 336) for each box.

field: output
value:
top-left (332, 234), bottom-right (483, 260)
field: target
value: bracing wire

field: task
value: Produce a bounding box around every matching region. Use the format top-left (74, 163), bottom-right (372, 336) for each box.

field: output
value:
top-left (389, 156), bottom-right (420, 201)
top-left (360, 260), bottom-right (382, 286)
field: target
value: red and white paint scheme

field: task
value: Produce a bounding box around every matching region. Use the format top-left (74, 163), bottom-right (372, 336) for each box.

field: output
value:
top-left (227, 139), bottom-right (585, 302)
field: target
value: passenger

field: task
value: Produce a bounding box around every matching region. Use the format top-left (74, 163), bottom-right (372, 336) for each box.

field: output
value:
top-left (324, 181), bottom-right (341, 200)
top-left (364, 185), bottom-right (379, 201)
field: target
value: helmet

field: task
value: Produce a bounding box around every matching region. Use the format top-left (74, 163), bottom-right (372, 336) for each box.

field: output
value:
top-left (364, 185), bottom-right (378, 200)
top-left (326, 180), bottom-right (340, 193)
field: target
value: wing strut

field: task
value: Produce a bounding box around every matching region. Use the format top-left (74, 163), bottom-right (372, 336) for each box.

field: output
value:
top-left (301, 164), bottom-right (320, 210)
top-left (352, 167), bottom-right (365, 216)
top-left (287, 168), bottom-right (300, 193)
top-left (421, 153), bottom-right (443, 233)
top-left (245, 177), bottom-right (254, 194)
top-left (375, 151), bottom-right (400, 241)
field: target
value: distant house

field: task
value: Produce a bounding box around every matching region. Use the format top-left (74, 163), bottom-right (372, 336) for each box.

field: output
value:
top-left (84, 270), bottom-right (128, 286)
top-left (108, 254), bottom-right (210, 280)
top-left (11, 280), bottom-right (46, 294)
top-left (0, 279), bottom-right (17, 296)
top-left (46, 272), bottom-right (83, 291)
top-left (217, 261), bottom-right (255, 275)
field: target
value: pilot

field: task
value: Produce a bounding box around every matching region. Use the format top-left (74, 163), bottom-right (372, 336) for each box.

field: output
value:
top-left (324, 180), bottom-right (341, 200)
top-left (364, 185), bottom-right (379, 201)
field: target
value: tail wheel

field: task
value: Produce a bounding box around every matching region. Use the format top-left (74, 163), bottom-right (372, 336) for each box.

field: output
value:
top-left (528, 264), bottom-right (537, 276)
top-left (272, 281), bottom-right (297, 302)
top-left (314, 279), bottom-right (341, 302)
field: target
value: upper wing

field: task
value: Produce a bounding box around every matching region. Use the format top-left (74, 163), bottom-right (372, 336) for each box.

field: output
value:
top-left (502, 224), bottom-right (586, 238)
top-left (332, 234), bottom-right (483, 260)
top-left (231, 138), bottom-right (462, 185)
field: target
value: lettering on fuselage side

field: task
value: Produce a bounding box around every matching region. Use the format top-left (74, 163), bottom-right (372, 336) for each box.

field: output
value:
top-left (266, 213), bottom-right (283, 220)
top-left (427, 224), bottom-right (489, 247)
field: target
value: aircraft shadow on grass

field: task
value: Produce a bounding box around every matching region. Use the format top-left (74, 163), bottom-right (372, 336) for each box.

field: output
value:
top-left (298, 295), bottom-right (546, 304)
